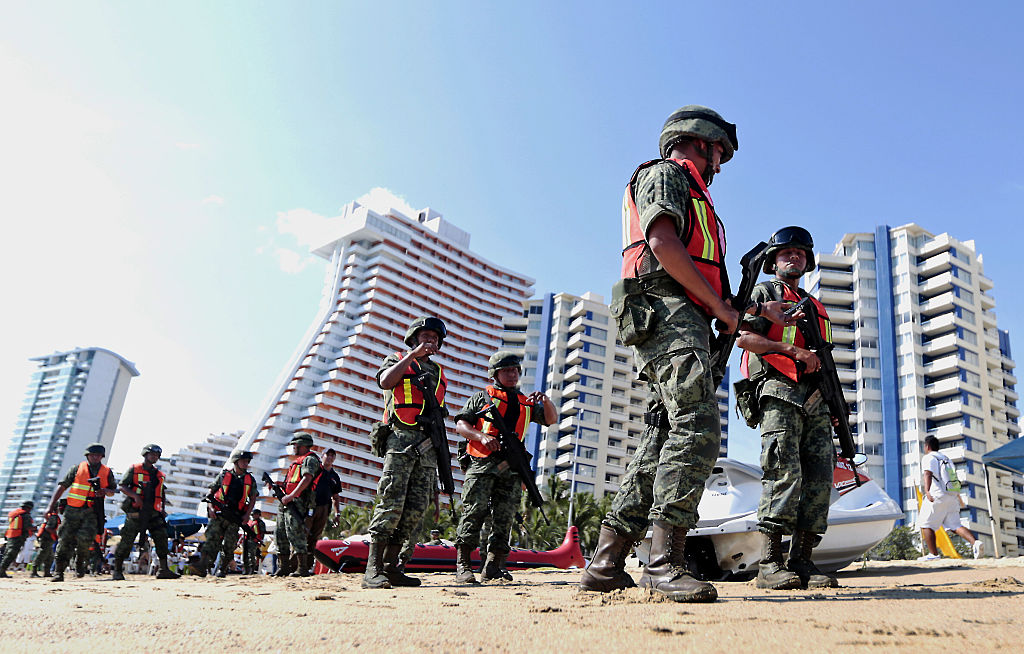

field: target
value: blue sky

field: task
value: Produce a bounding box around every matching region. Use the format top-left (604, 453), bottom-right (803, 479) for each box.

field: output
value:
top-left (2, 2), bottom-right (1022, 470)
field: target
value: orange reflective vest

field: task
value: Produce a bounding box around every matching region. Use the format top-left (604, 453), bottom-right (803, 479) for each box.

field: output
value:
top-left (248, 518), bottom-right (266, 541)
top-left (385, 356), bottom-right (447, 427)
top-left (5, 508), bottom-right (30, 538)
top-left (66, 461), bottom-right (111, 508)
top-left (467, 386), bottom-right (533, 459)
top-left (741, 282), bottom-right (832, 383)
top-left (284, 454), bottom-right (321, 494)
top-left (213, 470), bottom-right (255, 512)
top-left (37, 514), bottom-right (59, 540)
top-left (621, 158), bottom-right (728, 314)
top-left (126, 463), bottom-right (165, 512)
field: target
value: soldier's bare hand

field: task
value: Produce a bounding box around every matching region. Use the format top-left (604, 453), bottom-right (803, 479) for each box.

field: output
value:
top-left (713, 301), bottom-right (739, 334)
top-left (527, 391), bottom-right (548, 406)
top-left (762, 300), bottom-right (802, 325)
top-left (481, 435), bottom-right (500, 453)
top-left (410, 342), bottom-right (438, 359)
top-left (794, 349), bottom-right (821, 373)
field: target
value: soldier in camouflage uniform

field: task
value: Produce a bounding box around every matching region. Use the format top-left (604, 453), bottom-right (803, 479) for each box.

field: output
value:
top-left (192, 451), bottom-right (257, 578)
top-left (0, 501), bottom-right (34, 577)
top-left (580, 106), bottom-right (797, 602)
top-left (453, 351), bottom-right (556, 584)
top-left (736, 226), bottom-right (839, 590)
top-left (272, 433), bottom-right (320, 577)
top-left (113, 444), bottom-right (180, 580)
top-left (45, 443), bottom-right (117, 582)
top-left (32, 505), bottom-right (60, 577)
top-left (363, 316), bottom-right (449, 590)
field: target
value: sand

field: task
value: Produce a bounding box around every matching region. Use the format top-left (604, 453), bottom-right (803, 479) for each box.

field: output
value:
top-left (2, 558), bottom-right (1022, 653)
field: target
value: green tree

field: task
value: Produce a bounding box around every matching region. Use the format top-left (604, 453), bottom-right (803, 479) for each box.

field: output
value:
top-left (866, 525), bottom-right (920, 560)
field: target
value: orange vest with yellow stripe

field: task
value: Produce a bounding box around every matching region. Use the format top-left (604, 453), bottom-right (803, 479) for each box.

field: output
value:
top-left (467, 386), bottom-right (533, 459)
top-left (621, 158), bottom-right (727, 314)
top-left (37, 514), bottom-right (59, 540)
top-left (126, 463), bottom-right (165, 512)
top-left (66, 461), bottom-right (111, 508)
top-left (213, 470), bottom-right (255, 512)
top-left (741, 282), bottom-right (832, 383)
top-left (284, 454), bottom-right (317, 495)
top-left (385, 356), bottom-right (447, 427)
top-left (5, 508), bottom-right (30, 538)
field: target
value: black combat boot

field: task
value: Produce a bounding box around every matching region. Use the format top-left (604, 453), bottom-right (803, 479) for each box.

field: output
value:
top-left (755, 531), bottom-right (801, 590)
top-left (638, 521), bottom-right (717, 603)
top-left (580, 525), bottom-right (637, 592)
top-left (157, 556), bottom-right (180, 579)
top-left (112, 558), bottom-right (126, 581)
top-left (0, 567), bottom-right (9, 579)
top-left (787, 531), bottom-right (838, 589)
top-left (480, 551), bottom-right (508, 583)
top-left (30, 568), bottom-right (39, 577)
top-left (42, 568), bottom-right (51, 578)
top-left (382, 544), bottom-right (420, 587)
top-left (51, 562), bottom-right (66, 582)
top-left (289, 553), bottom-right (312, 577)
top-left (188, 553), bottom-right (209, 578)
top-left (275, 553), bottom-right (296, 577)
top-left (361, 541), bottom-right (391, 589)
top-left (454, 544), bottom-right (478, 585)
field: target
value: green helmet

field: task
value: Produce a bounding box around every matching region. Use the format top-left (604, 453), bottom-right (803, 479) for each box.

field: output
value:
top-left (141, 443), bottom-right (162, 457)
top-left (763, 226), bottom-right (816, 275)
top-left (22, 501), bottom-right (34, 510)
top-left (488, 350), bottom-right (522, 378)
top-left (403, 316), bottom-right (447, 348)
top-left (230, 450), bottom-right (253, 463)
top-left (289, 431), bottom-right (314, 447)
top-left (84, 443), bottom-right (106, 457)
top-left (659, 105), bottom-right (738, 163)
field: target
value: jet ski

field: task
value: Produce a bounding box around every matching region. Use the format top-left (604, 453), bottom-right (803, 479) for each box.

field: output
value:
top-left (634, 457), bottom-right (904, 580)
top-left (313, 524), bottom-right (585, 574)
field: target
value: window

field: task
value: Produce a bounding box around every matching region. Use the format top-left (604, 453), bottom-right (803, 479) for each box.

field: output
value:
top-left (862, 400), bottom-right (883, 413)
top-left (576, 445), bottom-right (597, 460)
top-left (584, 326), bottom-right (608, 340)
top-left (579, 410), bottom-right (601, 424)
top-left (900, 396), bottom-right (918, 410)
top-left (580, 358), bottom-right (605, 373)
top-left (959, 348), bottom-right (979, 366)
top-left (581, 342), bottom-right (606, 357)
top-left (857, 240), bottom-right (875, 252)
top-left (861, 377), bottom-right (882, 390)
top-left (861, 357), bottom-right (879, 369)
top-left (579, 427), bottom-right (600, 442)
top-left (900, 418), bottom-right (918, 432)
top-left (960, 369), bottom-right (981, 389)
top-left (954, 306), bottom-right (976, 325)
top-left (575, 463), bottom-right (596, 478)
top-left (957, 327), bottom-right (977, 346)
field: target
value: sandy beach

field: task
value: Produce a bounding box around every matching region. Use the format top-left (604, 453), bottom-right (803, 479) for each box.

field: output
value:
top-left (2, 558), bottom-right (1022, 653)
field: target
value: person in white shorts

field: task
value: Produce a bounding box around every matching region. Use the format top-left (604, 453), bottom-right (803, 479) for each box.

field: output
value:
top-left (917, 435), bottom-right (983, 560)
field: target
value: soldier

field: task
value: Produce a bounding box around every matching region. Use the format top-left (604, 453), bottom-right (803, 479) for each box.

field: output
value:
top-left (112, 444), bottom-right (179, 580)
top-left (307, 448), bottom-right (342, 559)
top-left (363, 316), bottom-right (449, 589)
top-left (0, 501), bottom-right (35, 577)
top-left (453, 351), bottom-right (556, 584)
top-left (32, 505), bottom-right (60, 577)
top-left (580, 106), bottom-right (797, 602)
top-left (45, 443), bottom-right (117, 581)
top-left (735, 226), bottom-right (839, 589)
top-left (272, 433), bottom-right (321, 577)
top-left (243, 509), bottom-right (267, 575)
top-left (192, 450), bottom-right (257, 578)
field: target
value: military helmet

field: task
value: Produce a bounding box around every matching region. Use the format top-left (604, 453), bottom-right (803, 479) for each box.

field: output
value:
top-left (659, 105), bottom-right (738, 163)
top-left (488, 350), bottom-right (522, 378)
top-left (22, 501), bottom-right (34, 510)
top-left (763, 226), bottom-right (817, 274)
top-left (403, 316), bottom-right (447, 348)
top-left (141, 443), bottom-right (162, 457)
top-left (289, 432), bottom-right (314, 447)
top-left (84, 442), bottom-right (106, 457)
top-left (230, 450), bottom-right (253, 463)
top-left (251, 508), bottom-right (261, 516)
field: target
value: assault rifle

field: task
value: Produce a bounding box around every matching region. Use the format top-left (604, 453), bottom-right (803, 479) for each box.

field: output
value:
top-left (87, 476), bottom-right (107, 538)
top-left (472, 400), bottom-right (549, 525)
top-left (202, 494), bottom-right (258, 540)
top-left (408, 366), bottom-right (456, 497)
top-left (710, 241), bottom-right (771, 388)
top-left (136, 472), bottom-right (161, 550)
top-left (795, 299), bottom-right (862, 487)
top-left (260, 472), bottom-right (309, 523)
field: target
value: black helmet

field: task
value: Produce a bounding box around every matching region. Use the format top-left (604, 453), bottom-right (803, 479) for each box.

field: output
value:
top-left (230, 450), bottom-right (254, 463)
top-left (141, 444), bottom-right (162, 457)
top-left (22, 501), bottom-right (34, 510)
top-left (659, 105), bottom-right (738, 162)
top-left (84, 443), bottom-right (106, 457)
top-left (763, 226), bottom-right (816, 275)
top-left (289, 432), bottom-right (314, 447)
top-left (487, 350), bottom-right (522, 378)
top-left (403, 316), bottom-right (447, 348)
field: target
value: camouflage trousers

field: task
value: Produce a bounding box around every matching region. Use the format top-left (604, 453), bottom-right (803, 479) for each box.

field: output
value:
top-left (455, 457), bottom-right (522, 556)
top-left (35, 535), bottom-right (56, 573)
top-left (757, 396), bottom-right (835, 535)
top-left (202, 513), bottom-right (241, 563)
top-left (55, 506), bottom-right (99, 571)
top-left (605, 349), bottom-right (721, 539)
top-left (0, 535), bottom-right (26, 570)
top-left (276, 498), bottom-right (311, 558)
top-left (243, 540), bottom-right (262, 573)
top-left (115, 512), bottom-right (169, 560)
top-left (367, 432), bottom-right (437, 545)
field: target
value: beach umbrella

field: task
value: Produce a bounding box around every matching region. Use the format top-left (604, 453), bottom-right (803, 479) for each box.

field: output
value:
top-left (981, 437), bottom-right (1024, 558)
top-left (164, 513), bottom-right (208, 538)
top-left (105, 514), bottom-right (127, 534)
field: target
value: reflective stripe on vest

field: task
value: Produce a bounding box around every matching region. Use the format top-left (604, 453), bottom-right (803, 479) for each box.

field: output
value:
top-left (467, 386), bottom-right (533, 459)
top-left (36, 515), bottom-right (59, 540)
top-left (129, 463), bottom-right (165, 513)
top-left (5, 508), bottom-right (28, 538)
top-left (285, 454), bottom-right (314, 495)
top-left (621, 158), bottom-right (727, 313)
top-left (67, 461), bottom-right (111, 508)
top-left (386, 355), bottom-right (447, 427)
top-left (741, 283), bottom-right (832, 383)
top-left (213, 470), bottom-right (254, 512)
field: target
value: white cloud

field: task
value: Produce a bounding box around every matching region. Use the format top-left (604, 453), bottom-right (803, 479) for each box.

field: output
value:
top-left (202, 195), bottom-right (225, 206)
top-left (356, 187), bottom-right (418, 219)
top-left (273, 247), bottom-right (316, 274)
top-left (275, 207), bottom-right (334, 248)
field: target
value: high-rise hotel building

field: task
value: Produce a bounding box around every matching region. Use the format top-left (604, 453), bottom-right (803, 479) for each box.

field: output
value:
top-left (806, 224), bottom-right (1021, 556)
top-left (236, 192), bottom-right (534, 518)
top-left (500, 291), bottom-right (730, 499)
top-left (0, 347), bottom-right (139, 519)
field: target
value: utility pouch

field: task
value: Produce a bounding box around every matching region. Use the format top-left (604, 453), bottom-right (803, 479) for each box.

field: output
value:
top-left (369, 421), bottom-right (393, 458)
top-left (803, 389), bottom-right (824, 415)
top-left (733, 377), bottom-right (762, 428)
top-left (457, 441), bottom-right (471, 472)
top-left (610, 278), bottom-right (655, 347)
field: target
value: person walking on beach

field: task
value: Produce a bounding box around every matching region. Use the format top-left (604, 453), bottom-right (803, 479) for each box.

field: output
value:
top-left (31, 505), bottom-right (60, 577)
top-left (243, 509), bottom-right (266, 575)
top-left (917, 435), bottom-right (983, 560)
top-left (112, 444), bottom-right (179, 580)
top-left (193, 451), bottom-right (257, 577)
top-left (1, 501), bottom-right (34, 578)
top-left (271, 432), bottom-right (321, 577)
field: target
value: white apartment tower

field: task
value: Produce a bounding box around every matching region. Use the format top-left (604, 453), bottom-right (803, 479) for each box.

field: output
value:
top-left (0, 347), bottom-right (139, 519)
top-left (236, 192), bottom-right (534, 517)
top-left (500, 291), bottom-right (730, 499)
top-left (805, 224), bottom-right (1021, 556)
top-left (159, 431), bottom-right (242, 517)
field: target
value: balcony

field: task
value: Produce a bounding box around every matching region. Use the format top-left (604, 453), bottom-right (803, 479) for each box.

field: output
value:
top-left (979, 274), bottom-right (994, 291)
top-left (925, 399), bottom-right (963, 422)
top-left (919, 271), bottom-right (953, 296)
top-left (917, 251), bottom-right (953, 277)
top-left (923, 354), bottom-right (959, 377)
top-left (924, 375), bottom-right (960, 396)
top-left (919, 290), bottom-right (955, 315)
top-left (928, 423), bottom-right (964, 440)
top-left (562, 365), bottom-right (582, 382)
top-left (819, 287), bottom-right (854, 305)
top-left (561, 382), bottom-right (581, 399)
top-left (922, 332), bottom-right (958, 357)
top-left (818, 268), bottom-right (852, 285)
top-left (920, 313), bottom-right (956, 336)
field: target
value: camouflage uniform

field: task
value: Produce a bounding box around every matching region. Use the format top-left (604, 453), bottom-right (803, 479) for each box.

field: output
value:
top-left (114, 466), bottom-right (169, 561)
top-left (54, 463), bottom-right (116, 573)
top-left (0, 536), bottom-right (28, 572)
top-left (605, 161), bottom-right (722, 538)
top-left (203, 467), bottom-right (260, 567)
top-left (743, 282), bottom-right (836, 535)
top-left (243, 517), bottom-right (266, 573)
top-left (275, 453), bottom-right (320, 558)
top-left (34, 514), bottom-right (59, 574)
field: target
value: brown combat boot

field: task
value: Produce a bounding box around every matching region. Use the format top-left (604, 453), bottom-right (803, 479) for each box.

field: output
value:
top-left (362, 541), bottom-right (391, 589)
top-left (638, 521), bottom-right (717, 603)
top-left (382, 544), bottom-right (420, 587)
top-left (289, 553), bottom-right (312, 578)
top-left (112, 558), bottom-right (126, 581)
top-left (454, 544), bottom-right (478, 585)
top-left (580, 525), bottom-right (636, 592)
top-left (480, 551), bottom-right (508, 583)
top-left (157, 556), bottom-right (180, 579)
top-left (787, 531), bottom-right (838, 589)
top-left (188, 553), bottom-right (209, 578)
top-left (0, 567), bottom-right (9, 579)
top-left (30, 567), bottom-right (39, 578)
top-left (755, 531), bottom-right (801, 590)
top-left (274, 553), bottom-right (296, 577)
